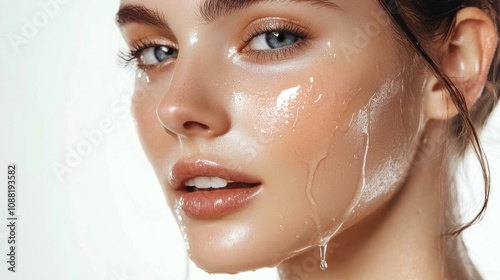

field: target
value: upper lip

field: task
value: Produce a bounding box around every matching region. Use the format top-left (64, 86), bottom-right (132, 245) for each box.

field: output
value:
top-left (169, 160), bottom-right (261, 190)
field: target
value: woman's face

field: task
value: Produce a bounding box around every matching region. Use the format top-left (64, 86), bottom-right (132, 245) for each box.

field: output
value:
top-left (119, 0), bottom-right (426, 273)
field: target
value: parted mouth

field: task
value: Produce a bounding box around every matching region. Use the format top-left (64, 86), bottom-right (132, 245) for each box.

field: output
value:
top-left (170, 160), bottom-right (262, 192)
top-left (184, 177), bottom-right (260, 192)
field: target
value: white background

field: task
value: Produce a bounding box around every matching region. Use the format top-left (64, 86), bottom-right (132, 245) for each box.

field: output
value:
top-left (0, 1), bottom-right (498, 279)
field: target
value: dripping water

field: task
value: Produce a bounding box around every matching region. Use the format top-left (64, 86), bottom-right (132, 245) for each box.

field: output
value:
top-left (361, 106), bottom-right (371, 196)
top-left (319, 243), bottom-right (328, 270)
top-left (136, 70), bottom-right (151, 84)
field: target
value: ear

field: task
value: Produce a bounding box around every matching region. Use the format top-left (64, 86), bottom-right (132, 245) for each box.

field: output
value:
top-left (423, 7), bottom-right (498, 120)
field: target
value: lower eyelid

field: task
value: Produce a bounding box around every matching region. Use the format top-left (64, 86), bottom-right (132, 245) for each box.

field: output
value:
top-left (136, 60), bottom-right (176, 74)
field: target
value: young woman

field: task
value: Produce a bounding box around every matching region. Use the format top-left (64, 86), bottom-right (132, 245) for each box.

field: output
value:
top-left (117, 0), bottom-right (499, 278)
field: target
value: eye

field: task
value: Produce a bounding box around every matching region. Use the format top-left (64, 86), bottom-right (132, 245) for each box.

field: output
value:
top-left (240, 20), bottom-right (310, 61)
top-left (248, 31), bottom-right (301, 51)
top-left (137, 46), bottom-right (178, 66)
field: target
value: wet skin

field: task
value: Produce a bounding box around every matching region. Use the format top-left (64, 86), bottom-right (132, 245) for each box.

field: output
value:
top-left (117, 0), bottom-right (497, 278)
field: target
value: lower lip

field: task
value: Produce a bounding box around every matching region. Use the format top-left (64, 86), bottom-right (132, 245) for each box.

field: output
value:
top-left (177, 186), bottom-right (262, 219)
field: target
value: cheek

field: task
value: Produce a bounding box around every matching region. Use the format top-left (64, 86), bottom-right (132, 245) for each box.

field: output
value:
top-left (332, 77), bottom-right (424, 226)
top-left (235, 68), bottom-right (423, 244)
top-left (230, 68), bottom-right (363, 243)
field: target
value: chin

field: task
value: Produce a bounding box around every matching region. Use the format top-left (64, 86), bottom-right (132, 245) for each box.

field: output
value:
top-left (183, 218), bottom-right (316, 274)
top-left (189, 243), bottom-right (278, 274)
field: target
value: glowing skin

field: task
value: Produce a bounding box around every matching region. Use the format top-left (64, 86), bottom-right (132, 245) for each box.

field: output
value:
top-left (116, 0), bottom-right (490, 279)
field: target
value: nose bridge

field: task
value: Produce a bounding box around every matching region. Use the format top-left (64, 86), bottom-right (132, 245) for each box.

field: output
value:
top-left (156, 41), bottom-right (231, 139)
top-left (171, 45), bottom-right (211, 98)
top-left (175, 31), bottom-right (223, 87)
top-left (170, 25), bottom-right (227, 93)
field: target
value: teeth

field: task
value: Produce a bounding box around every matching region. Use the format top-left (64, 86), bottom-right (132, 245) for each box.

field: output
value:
top-left (185, 178), bottom-right (196, 187)
top-left (195, 177), bottom-right (211, 189)
top-left (185, 177), bottom-right (229, 189)
top-left (211, 177), bottom-right (228, 189)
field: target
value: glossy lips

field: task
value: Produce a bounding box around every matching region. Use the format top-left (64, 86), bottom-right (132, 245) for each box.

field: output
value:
top-left (170, 161), bottom-right (262, 219)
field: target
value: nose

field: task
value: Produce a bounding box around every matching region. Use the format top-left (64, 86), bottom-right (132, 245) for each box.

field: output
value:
top-left (156, 57), bottom-right (231, 139)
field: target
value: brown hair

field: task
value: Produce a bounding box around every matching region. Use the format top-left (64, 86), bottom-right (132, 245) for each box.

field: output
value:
top-left (377, 0), bottom-right (499, 235)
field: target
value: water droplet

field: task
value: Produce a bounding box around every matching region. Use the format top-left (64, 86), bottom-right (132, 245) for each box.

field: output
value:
top-left (319, 244), bottom-right (328, 270)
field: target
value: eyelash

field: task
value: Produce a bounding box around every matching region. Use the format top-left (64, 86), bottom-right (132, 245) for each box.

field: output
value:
top-left (119, 38), bottom-right (175, 71)
top-left (118, 21), bottom-right (311, 70)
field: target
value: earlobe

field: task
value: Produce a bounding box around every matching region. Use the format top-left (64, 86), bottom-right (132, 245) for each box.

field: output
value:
top-left (423, 7), bottom-right (498, 121)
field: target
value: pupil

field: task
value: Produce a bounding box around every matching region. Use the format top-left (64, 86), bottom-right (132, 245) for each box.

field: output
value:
top-left (275, 32), bottom-right (285, 42)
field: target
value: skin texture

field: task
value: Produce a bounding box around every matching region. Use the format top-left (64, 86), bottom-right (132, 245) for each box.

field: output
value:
top-left (118, 0), bottom-right (497, 278)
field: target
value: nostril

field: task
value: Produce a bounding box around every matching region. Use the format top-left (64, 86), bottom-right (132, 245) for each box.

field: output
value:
top-left (183, 121), bottom-right (209, 130)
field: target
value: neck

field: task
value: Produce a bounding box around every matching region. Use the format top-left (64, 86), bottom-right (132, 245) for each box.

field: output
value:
top-left (278, 135), bottom-right (480, 279)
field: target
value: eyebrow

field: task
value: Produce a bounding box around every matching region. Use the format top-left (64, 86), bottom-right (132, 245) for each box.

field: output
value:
top-left (116, 0), bottom-right (339, 28)
top-left (200, 0), bottom-right (340, 22)
top-left (116, 4), bottom-right (169, 29)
